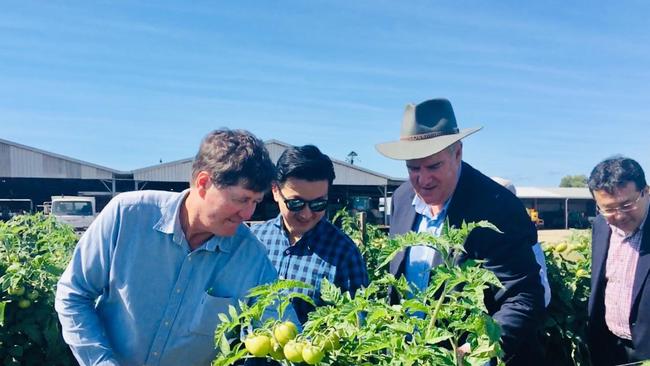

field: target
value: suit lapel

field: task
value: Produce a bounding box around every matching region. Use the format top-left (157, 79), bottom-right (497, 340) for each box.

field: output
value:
top-left (389, 186), bottom-right (416, 276)
top-left (445, 162), bottom-right (470, 228)
top-left (589, 217), bottom-right (611, 313)
top-left (631, 216), bottom-right (650, 307)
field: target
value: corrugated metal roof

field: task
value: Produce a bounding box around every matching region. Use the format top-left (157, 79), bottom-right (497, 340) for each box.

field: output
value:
top-left (132, 139), bottom-right (406, 186)
top-left (0, 138), bottom-right (121, 179)
top-left (132, 157), bottom-right (193, 182)
top-left (517, 187), bottom-right (592, 199)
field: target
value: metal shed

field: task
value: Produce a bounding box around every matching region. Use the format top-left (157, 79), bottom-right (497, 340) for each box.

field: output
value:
top-left (0, 138), bottom-right (117, 179)
top-left (517, 186), bottom-right (595, 229)
top-left (132, 139), bottom-right (405, 223)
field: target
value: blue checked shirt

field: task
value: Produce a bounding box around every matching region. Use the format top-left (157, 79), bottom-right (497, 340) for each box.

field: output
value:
top-left (251, 215), bottom-right (369, 324)
top-left (55, 190), bottom-right (294, 366)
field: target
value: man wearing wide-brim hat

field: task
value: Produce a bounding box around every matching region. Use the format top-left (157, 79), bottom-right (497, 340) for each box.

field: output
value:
top-left (377, 98), bottom-right (545, 366)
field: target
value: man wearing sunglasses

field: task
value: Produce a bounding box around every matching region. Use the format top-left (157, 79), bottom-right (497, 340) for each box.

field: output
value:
top-left (587, 157), bottom-right (650, 365)
top-left (251, 145), bottom-right (369, 324)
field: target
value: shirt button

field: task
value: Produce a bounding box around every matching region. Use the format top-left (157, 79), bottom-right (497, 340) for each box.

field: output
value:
top-left (176, 288), bottom-right (181, 293)
top-left (153, 352), bottom-right (159, 356)
top-left (279, 275), bottom-right (285, 280)
top-left (164, 321), bottom-right (170, 326)
top-left (188, 256), bottom-right (192, 261)
top-left (285, 250), bottom-right (290, 255)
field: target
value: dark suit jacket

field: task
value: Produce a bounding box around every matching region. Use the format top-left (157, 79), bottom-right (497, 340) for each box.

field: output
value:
top-left (389, 162), bottom-right (544, 365)
top-left (588, 214), bottom-right (650, 365)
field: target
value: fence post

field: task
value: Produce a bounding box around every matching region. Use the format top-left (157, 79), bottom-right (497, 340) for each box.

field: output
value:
top-left (357, 211), bottom-right (367, 245)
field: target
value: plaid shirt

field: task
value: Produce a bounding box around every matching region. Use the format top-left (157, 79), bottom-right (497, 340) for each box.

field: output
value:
top-left (251, 215), bottom-right (369, 324)
top-left (604, 220), bottom-right (645, 340)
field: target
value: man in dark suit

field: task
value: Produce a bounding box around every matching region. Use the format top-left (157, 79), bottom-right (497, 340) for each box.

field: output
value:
top-left (587, 157), bottom-right (650, 365)
top-left (375, 98), bottom-right (545, 365)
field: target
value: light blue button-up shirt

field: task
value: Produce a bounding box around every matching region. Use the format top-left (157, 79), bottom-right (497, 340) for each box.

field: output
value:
top-left (55, 189), bottom-right (288, 366)
top-left (404, 194), bottom-right (452, 292)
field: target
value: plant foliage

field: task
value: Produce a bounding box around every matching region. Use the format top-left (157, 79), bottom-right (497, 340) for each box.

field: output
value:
top-left (213, 220), bottom-right (505, 366)
top-left (0, 213), bottom-right (78, 366)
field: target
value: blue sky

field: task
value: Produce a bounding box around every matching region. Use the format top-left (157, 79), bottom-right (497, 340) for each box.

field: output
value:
top-left (2, 1), bottom-right (649, 186)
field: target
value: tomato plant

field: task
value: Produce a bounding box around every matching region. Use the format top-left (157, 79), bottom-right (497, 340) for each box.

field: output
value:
top-left (539, 230), bottom-right (592, 366)
top-left (244, 335), bottom-right (271, 357)
top-left (273, 321), bottom-right (298, 346)
top-left (301, 344), bottom-right (324, 365)
top-left (333, 208), bottom-right (389, 282)
top-left (0, 213), bottom-right (78, 366)
top-left (213, 221), bottom-right (505, 366)
top-left (282, 340), bottom-right (305, 363)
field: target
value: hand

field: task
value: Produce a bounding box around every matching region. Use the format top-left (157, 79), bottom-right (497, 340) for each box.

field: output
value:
top-left (457, 342), bottom-right (472, 358)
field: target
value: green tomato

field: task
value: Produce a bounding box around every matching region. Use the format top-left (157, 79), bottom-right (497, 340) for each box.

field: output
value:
top-left (273, 321), bottom-right (298, 346)
top-left (244, 335), bottom-right (271, 357)
top-left (283, 340), bottom-right (305, 363)
top-left (321, 333), bottom-right (341, 351)
top-left (302, 344), bottom-right (325, 365)
top-left (8, 286), bottom-right (26, 296)
top-left (26, 290), bottom-right (39, 300)
top-left (555, 243), bottom-right (568, 253)
top-left (18, 299), bottom-right (31, 309)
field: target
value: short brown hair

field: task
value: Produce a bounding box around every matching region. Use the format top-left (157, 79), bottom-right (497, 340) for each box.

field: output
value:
top-left (191, 129), bottom-right (275, 192)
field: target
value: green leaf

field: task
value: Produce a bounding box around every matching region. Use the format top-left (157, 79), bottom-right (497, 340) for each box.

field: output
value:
top-left (423, 327), bottom-right (453, 345)
top-left (212, 348), bottom-right (247, 366)
top-left (386, 321), bottom-right (415, 334)
top-left (353, 336), bottom-right (391, 355)
top-left (218, 333), bottom-right (230, 355)
top-left (228, 305), bottom-right (238, 320)
top-left (320, 278), bottom-right (342, 304)
top-left (218, 313), bottom-right (229, 323)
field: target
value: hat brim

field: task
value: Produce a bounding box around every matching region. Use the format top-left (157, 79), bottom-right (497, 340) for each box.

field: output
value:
top-left (375, 127), bottom-right (482, 160)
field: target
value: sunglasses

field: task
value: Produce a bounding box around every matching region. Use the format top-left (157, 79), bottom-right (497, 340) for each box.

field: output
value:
top-left (277, 189), bottom-right (328, 212)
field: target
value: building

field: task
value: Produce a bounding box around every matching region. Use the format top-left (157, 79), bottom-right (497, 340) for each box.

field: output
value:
top-left (517, 186), bottom-right (595, 229)
top-left (0, 138), bottom-right (404, 224)
top-left (0, 138), bottom-right (130, 213)
top-left (132, 140), bottom-right (405, 224)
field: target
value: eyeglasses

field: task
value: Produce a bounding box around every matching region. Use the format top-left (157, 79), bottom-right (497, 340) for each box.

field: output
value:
top-left (277, 189), bottom-right (328, 212)
top-left (597, 190), bottom-right (645, 218)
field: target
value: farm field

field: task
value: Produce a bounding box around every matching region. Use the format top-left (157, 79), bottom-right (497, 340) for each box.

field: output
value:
top-left (0, 212), bottom-right (612, 366)
top-left (539, 229), bottom-right (579, 244)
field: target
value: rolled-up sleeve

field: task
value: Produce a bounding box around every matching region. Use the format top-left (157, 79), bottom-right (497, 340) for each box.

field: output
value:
top-left (55, 200), bottom-right (120, 366)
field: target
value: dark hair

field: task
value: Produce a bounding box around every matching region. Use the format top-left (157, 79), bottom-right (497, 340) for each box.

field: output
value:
top-left (588, 156), bottom-right (647, 194)
top-left (191, 129), bottom-right (275, 192)
top-left (276, 145), bottom-right (335, 185)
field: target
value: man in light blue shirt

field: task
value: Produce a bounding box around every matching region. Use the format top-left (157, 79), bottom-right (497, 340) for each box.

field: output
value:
top-left (55, 129), bottom-right (291, 366)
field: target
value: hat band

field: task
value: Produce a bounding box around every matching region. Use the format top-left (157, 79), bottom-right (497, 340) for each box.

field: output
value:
top-left (400, 128), bottom-right (459, 141)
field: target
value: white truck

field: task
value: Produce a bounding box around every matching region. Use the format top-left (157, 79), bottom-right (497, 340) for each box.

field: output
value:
top-left (46, 196), bottom-right (97, 232)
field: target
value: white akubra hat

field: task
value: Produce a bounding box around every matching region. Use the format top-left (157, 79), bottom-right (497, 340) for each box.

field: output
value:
top-left (376, 98), bottom-right (482, 160)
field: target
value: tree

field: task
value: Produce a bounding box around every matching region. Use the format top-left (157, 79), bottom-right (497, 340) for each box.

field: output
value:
top-left (559, 174), bottom-right (587, 187)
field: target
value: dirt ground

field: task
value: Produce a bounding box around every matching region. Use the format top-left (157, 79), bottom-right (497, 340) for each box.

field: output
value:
top-left (538, 229), bottom-right (587, 244)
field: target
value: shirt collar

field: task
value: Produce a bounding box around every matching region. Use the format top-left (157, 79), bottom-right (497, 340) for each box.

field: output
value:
top-left (412, 194), bottom-right (452, 221)
top-left (153, 189), bottom-right (235, 253)
top-left (154, 189), bottom-right (188, 237)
